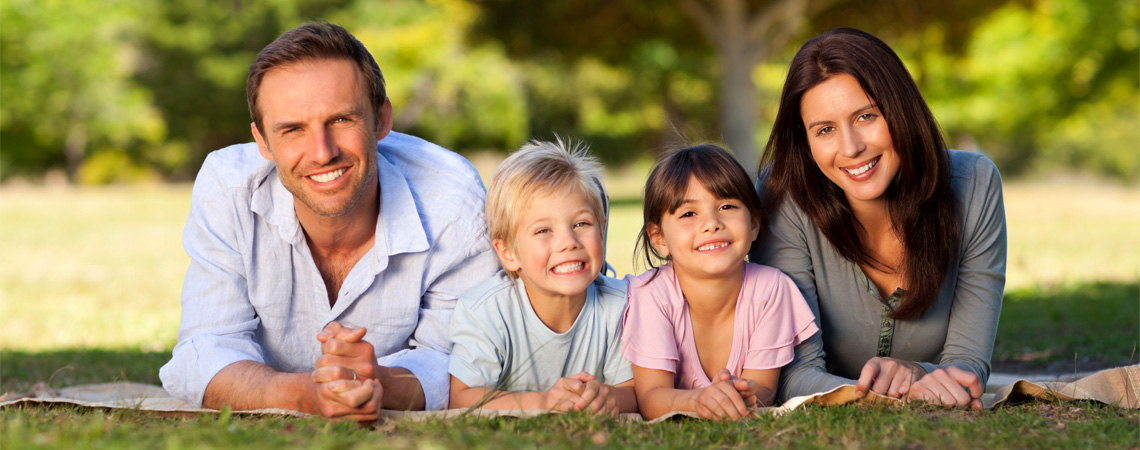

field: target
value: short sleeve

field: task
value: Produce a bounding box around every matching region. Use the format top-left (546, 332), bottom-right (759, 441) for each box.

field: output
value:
top-left (601, 289), bottom-right (635, 384)
top-left (447, 294), bottom-right (506, 390)
top-left (620, 272), bottom-right (681, 373)
top-left (742, 266), bottom-right (820, 370)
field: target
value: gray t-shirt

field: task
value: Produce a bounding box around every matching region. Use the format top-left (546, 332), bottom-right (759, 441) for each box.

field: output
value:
top-left (753, 150), bottom-right (1007, 402)
top-left (448, 270), bottom-right (633, 394)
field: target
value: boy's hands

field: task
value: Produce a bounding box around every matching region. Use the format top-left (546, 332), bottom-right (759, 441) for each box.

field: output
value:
top-left (695, 369), bottom-right (752, 420)
top-left (543, 371), bottom-right (620, 417)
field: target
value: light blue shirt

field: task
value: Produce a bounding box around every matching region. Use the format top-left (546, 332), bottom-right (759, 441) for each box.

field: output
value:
top-left (449, 271), bottom-right (633, 393)
top-left (160, 132), bottom-right (499, 410)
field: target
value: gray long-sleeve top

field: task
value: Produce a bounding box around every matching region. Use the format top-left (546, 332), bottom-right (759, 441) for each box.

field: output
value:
top-left (752, 150), bottom-right (1007, 403)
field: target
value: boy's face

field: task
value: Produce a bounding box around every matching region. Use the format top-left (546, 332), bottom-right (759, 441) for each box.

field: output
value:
top-left (493, 189), bottom-right (605, 306)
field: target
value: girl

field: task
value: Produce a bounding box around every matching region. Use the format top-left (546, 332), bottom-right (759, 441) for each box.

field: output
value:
top-left (622, 144), bottom-right (818, 420)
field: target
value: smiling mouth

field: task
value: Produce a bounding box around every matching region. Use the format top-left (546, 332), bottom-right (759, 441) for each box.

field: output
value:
top-left (552, 261), bottom-right (584, 274)
top-left (697, 242), bottom-right (729, 252)
top-left (842, 156), bottom-right (880, 176)
top-left (309, 167), bottom-right (346, 183)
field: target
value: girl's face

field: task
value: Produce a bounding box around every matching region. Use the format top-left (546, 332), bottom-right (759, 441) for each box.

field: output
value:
top-left (800, 73), bottom-right (900, 210)
top-left (648, 176), bottom-right (759, 282)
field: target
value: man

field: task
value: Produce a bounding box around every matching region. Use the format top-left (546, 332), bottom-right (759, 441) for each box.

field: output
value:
top-left (159, 22), bottom-right (498, 421)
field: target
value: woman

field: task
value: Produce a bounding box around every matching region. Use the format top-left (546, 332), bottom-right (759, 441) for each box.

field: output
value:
top-left (752, 28), bottom-right (1006, 409)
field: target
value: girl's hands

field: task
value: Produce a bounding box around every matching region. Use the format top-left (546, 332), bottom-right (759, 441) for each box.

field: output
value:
top-left (695, 369), bottom-right (752, 420)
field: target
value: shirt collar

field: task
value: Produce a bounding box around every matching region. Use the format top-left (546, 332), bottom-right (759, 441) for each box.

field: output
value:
top-left (249, 146), bottom-right (431, 262)
top-left (372, 149), bottom-right (430, 266)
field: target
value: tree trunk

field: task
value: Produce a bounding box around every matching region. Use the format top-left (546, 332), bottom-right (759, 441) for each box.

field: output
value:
top-left (65, 121), bottom-right (87, 183)
top-left (720, 45), bottom-right (759, 176)
top-left (677, 0), bottom-right (826, 179)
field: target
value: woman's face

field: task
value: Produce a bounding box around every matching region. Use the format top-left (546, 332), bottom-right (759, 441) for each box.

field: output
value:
top-left (800, 73), bottom-right (900, 210)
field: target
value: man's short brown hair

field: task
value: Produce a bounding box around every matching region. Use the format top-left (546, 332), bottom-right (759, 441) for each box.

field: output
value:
top-left (246, 22), bottom-right (386, 133)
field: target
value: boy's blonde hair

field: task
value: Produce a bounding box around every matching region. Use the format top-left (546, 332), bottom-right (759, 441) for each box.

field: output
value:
top-left (486, 138), bottom-right (607, 278)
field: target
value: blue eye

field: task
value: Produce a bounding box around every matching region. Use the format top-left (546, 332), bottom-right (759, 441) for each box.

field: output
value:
top-left (574, 221), bottom-right (592, 228)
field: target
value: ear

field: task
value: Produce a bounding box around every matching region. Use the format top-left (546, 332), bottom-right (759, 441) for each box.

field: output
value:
top-left (374, 98), bottom-right (393, 142)
top-left (252, 122), bottom-right (273, 161)
top-left (492, 238), bottom-right (521, 273)
top-left (647, 223), bottom-right (670, 258)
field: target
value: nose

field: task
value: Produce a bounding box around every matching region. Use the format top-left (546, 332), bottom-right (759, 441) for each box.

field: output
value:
top-left (555, 228), bottom-right (583, 252)
top-left (840, 127), bottom-right (865, 159)
top-left (701, 213), bottom-right (724, 233)
top-left (310, 126), bottom-right (340, 165)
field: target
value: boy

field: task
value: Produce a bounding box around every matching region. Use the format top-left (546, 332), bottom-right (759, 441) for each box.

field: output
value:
top-left (448, 139), bottom-right (636, 416)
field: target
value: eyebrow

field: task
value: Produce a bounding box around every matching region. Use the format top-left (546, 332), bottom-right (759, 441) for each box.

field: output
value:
top-left (269, 108), bottom-right (368, 134)
top-left (805, 104), bottom-right (878, 130)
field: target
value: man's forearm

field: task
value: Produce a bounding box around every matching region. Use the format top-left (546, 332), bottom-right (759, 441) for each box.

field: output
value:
top-left (377, 366), bottom-right (426, 410)
top-left (203, 360), bottom-right (312, 412)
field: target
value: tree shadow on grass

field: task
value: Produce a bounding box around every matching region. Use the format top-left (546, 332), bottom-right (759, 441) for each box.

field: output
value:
top-left (0, 348), bottom-right (169, 395)
top-left (994, 280), bottom-right (1139, 373)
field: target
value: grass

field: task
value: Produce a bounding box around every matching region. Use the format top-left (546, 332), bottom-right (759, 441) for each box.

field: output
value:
top-left (2, 400), bottom-right (1136, 449)
top-left (994, 281), bottom-right (1139, 372)
top-left (1, 176), bottom-right (1138, 449)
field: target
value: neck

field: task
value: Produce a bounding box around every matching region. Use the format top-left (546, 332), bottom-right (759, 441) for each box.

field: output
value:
top-left (526, 286), bottom-right (587, 334)
top-left (297, 178), bottom-right (380, 255)
top-left (848, 197), bottom-right (894, 237)
top-left (675, 263), bottom-right (743, 320)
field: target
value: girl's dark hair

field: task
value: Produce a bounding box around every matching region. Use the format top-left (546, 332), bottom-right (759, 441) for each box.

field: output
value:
top-left (636, 144), bottom-right (764, 273)
top-left (758, 27), bottom-right (960, 320)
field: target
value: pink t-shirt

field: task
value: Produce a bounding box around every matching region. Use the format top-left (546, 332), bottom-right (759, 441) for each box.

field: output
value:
top-left (621, 262), bottom-right (819, 389)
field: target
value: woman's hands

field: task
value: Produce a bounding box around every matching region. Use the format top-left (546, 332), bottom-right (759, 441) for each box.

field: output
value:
top-left (856, 357), bottom-right (982, 409)
top-left (906, 366), bottom-right (983, 410)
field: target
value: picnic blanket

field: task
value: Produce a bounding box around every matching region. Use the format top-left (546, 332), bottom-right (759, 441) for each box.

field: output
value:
top-left (2, 365), bottom-right (1136, 422)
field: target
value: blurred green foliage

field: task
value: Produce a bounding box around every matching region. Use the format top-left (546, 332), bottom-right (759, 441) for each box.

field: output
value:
top-left (0, 0), bottom-right (1136, 184)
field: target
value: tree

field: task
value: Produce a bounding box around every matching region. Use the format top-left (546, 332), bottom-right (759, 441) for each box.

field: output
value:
top-left (469, 0), bottom-right (1021, 174)
top-left (1, 0), bottom-right (162, 182)
top-left (471, 0), bottom-right (829, 172)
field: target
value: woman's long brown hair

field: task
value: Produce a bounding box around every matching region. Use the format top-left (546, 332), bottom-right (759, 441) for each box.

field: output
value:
top-left (759, 28), bottom-right (960, 320)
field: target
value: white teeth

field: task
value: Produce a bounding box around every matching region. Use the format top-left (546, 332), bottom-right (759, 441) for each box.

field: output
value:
top-left (552, 262), bottom-right (584, 274)
top-left (309, 168), bottom-right (345, 183)
top-left (843, 158), bottom-right (878, 176)
top-left (697, 242), bottom-right (729, 251)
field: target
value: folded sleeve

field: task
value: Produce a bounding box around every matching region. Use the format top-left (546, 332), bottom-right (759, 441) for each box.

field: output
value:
top-left (160, 158), bottom-right (264, 407)
top-left (390, 219), bottom-right (499, 410)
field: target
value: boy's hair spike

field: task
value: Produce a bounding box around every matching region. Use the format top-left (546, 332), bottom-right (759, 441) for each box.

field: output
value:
top-left (486, 137), bottom-right (609, 278)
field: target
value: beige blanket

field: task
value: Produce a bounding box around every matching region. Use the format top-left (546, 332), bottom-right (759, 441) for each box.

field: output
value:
top-left (2, 365), bottom-right (1136, 422)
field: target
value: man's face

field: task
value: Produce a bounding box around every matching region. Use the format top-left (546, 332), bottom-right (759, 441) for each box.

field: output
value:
top-left (251, 58), bottom-right (391, 218)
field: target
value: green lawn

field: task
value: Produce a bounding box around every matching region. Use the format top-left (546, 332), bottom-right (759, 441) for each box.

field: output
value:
top-left (1, 176), bottom-right (1138, 449)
